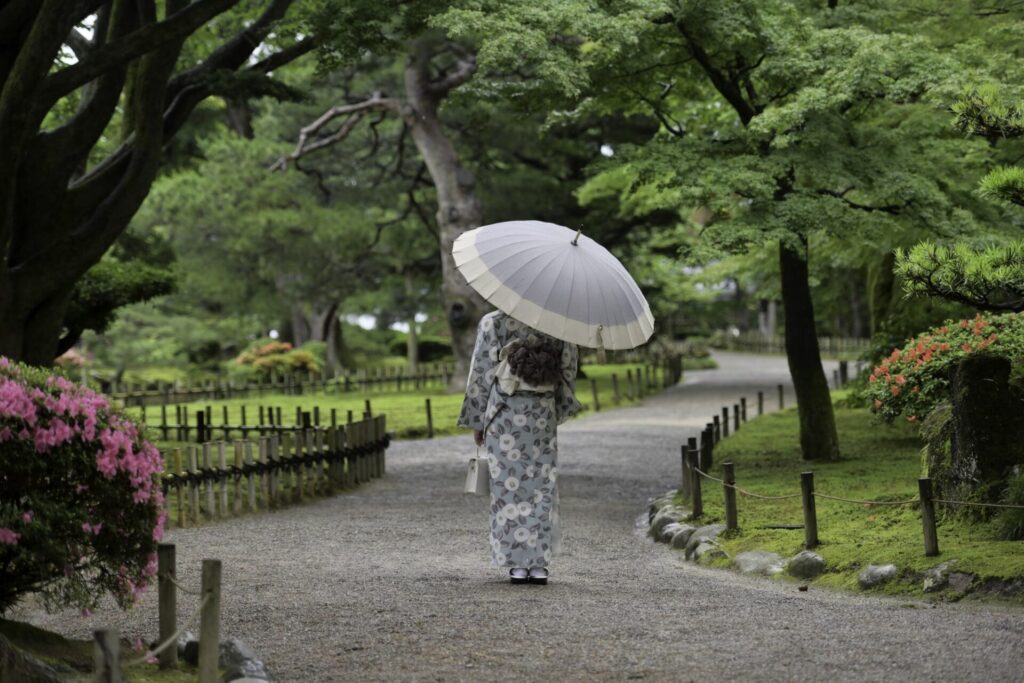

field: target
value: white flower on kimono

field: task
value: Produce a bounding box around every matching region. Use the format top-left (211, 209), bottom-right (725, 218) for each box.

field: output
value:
top-left (496, 510), bottom-right (507, 525)
top-left (484, 369), bottom-right (495, 384)
top-left (489, 347), bottom-right (499, 361)
top-left (506, 318), bottom-right (519, 330)
top-left (535, 417), bottom-right (548, 429)
top-left (467, 384), bottom-right (480, 398)
top-left (481, 316), bottom-right (494, 331)
top-left (549, 467), bottom-right (558, 482)
top-left (525, 465), bottom-right (536, 478)
top-left (499, 434), bottom-right (516, 452)
top-left (540, 464), bottom-right (551, 478)
top-left (504, 476), bottom-right (520, 491)
top-left (513, 526), bottom-right (530, 542)
top-left (543, 549), bottom-right (552, 562)
top-left (527, 533), bottom-right (538, 548)
top-left (495, 552), bottom-right (507, 564)
top-left (502, 503), bottom-right (518, 519)
top-left (512, 414), bottom-right (528, 427)
top-left (489, 465), bottom-right (500, 479)
top-left (517, 501), bottom-right (532, 517)
top-left (533, 490), bottom-right (544, 504)
top-left (507, 448), bottom-right (521, 462)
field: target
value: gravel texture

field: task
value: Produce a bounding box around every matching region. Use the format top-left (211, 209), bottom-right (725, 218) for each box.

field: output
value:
top-left (15, 352), bottom-right (1024, 682)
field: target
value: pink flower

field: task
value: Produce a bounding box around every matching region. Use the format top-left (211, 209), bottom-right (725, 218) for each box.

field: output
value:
top-left (0, 528), bottom-right (20, 545)
top-left (81, 522), bottom-right (103, 535)
top-left (81, 608), bottom-right (93, 618)
top-left (22, 511), bottom-right (33, 523)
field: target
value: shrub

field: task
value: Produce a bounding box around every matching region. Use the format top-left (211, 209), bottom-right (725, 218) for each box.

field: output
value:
top-left (388, 335), bottom-right (453, 363)
top-left (995, 471), bottom-right (1024, 541)
top-left (0, 359), bottom-right (165, 614)
top-left (864, 312), bottom-right (1024, 423)
top-left (232, 338), bottom-right (321, 378)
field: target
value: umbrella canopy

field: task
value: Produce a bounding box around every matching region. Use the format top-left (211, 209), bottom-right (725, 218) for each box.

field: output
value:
top-left (453, 220), bottom-right (654, 349)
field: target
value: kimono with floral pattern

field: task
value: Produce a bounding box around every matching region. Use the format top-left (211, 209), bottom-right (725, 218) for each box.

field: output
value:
top-left (458, 310), bottom-right (582, 569)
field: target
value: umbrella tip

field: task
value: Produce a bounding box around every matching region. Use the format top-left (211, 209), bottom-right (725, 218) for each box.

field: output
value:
top-left (572, 228), bottom-right (582, 246)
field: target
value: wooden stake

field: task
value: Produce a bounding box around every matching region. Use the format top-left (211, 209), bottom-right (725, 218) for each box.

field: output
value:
top-left (157, 544), bottom-right (177, 669)
top-left (198, 559), bottom-right (221, 683)
top-left (723, 462), bottom-right (738, 531)
top-left (919, 478), bottom-right (940, 557)
top-left (801, 472), bottom-right (818, 549)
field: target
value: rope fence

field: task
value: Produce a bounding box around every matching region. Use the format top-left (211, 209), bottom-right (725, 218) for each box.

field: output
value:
top-left (94, 548), bottom-right (221, 682)
top-left (677, 369), bottom-right (1024, 558)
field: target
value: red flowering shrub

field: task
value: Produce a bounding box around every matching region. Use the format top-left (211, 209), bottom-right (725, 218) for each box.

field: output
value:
top-left (0, 358), bottom-right (165, 614)
top-left (864, 312), bottom-right (1024, 423)
top-left (232, 338), bottom-right (321, 378)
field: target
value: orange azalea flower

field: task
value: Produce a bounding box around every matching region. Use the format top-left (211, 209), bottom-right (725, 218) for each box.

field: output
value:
top-left (911, 386), bottom-right (920, 394)
top-left (961, 343), bottom-right (973, 353)
top-left (895, 375), bottom-right (906, 384)
top-left (907, 415), bottom-right (918, 423)
top-left (960, 319), bottom-right (969, 329)
top-left (873, 399), bottom-right (882, 409)
top-left (891, 385), bottom-right (901, 396)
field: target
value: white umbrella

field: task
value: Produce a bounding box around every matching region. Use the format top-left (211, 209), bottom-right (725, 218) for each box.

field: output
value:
top-left (452, 220), bottom-right (655, 349)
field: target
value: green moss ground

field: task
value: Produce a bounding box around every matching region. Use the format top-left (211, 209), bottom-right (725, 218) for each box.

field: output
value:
top-left (674, 405), bottom-right (1024, 600)
top-left (0, 619), bottom-right (199, 681)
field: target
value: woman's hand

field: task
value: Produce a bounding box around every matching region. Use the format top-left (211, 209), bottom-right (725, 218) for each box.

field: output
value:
top-left (474, 430), bottom-right (484, 447)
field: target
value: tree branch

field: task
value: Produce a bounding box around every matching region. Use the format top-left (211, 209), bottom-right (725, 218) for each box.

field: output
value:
top-left (818, 188), bottom-right (907, 214)
top-left (40, 0), bottom-right (240, 104)
top-left (270, 92), bottom-right (402, 171)
top-left (426, 42), bottom-right (476, 95)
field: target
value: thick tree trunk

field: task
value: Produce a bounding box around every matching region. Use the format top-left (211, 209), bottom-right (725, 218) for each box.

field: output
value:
top-left (404, 36), bottom-right (486, 391)
top-left (779, 239), bottom-right (840, 460)
top-left (286, 301), bottom-right (340, 371)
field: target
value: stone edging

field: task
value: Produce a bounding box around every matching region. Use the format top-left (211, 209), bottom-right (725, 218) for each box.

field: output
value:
top-left (179, 631), bottom-right (274, 681)
top-left (646, 489), bottom-right (1022, 598)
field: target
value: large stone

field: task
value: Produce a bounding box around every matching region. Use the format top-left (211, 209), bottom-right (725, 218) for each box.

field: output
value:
top-left (669, 524), bottom-right (698, 550)
top-left (684, 523), bottom-right (727, 559)
top-left (859, 564), bottom-right (898, 589)
top-left (948, 572), bottom-right (975, 595)
top-left (648, 506), bottom-right (688, 539)
top-left (923, 561), bottom-right (956, 592)
top-left (734, 551), bottom-right (785, 576)
top-left (658, 522), bottom-right (686, 544)
top-left (787, 551), bottom-right (825, 579)
top-left (221, 637), bottom-right (272, 682)
top-left (694, 541), bottom-right (728, 564)
top-left (0, 635), bottom-right (63, 683)
top-left (647, 490), bottom-right (679, 522)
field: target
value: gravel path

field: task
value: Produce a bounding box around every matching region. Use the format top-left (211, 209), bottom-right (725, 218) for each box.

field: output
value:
top-left (18, 351), bottom-right (1024, 682)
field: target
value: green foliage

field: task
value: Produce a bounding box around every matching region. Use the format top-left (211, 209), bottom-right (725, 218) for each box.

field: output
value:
top-left (979, 165), bottom-right (1024, 207)
top-left (0, 361), bottom-right (164, 615)
top-left (688, 406), bottom-right (1024, 593)
top-left (995, 472), bottom-right (1024, 541)
top-left (388, 335), bottom-right (452, 363)
top-left (896, 241), bottom-right (1024, 312)
top-left (232, 339), bottom-right (322, 379)
top-left (863, 312), bottom-right (1024, 422)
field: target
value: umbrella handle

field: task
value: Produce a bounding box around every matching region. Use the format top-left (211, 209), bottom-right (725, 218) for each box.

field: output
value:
top-left (572, 228), bottom-right (581, 246)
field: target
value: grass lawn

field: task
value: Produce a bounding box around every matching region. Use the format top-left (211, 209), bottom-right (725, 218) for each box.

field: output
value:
top-left (128, 362), bottom-right (669, 449)
top-left (675, 404), bottom-right (1024, 599)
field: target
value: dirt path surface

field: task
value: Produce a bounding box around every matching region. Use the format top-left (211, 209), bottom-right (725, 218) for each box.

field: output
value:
top-left (19, 352), bottom-right (1024, 682)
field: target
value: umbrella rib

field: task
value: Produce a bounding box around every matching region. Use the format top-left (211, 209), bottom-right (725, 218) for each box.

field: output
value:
top-left (534, 247), bottom-right (574, 329)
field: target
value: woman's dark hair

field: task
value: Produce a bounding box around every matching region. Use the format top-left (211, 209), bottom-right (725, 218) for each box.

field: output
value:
top-left (507, 336), bottom-right (563, 386)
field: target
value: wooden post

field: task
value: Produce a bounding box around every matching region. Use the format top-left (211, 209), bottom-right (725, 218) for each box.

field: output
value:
top-left (635, 365), bottom-right (644, 397)
top-left (188, 446), bottom-right (200, 523)
top-left (294, 431), bottom-right (305, 502)
top-left (196, 410), bottom-right (206, 444)
top-left (833, 368), bottom-right (840, 389)
top-left (722, 406), bottom-right (730, 437)
top-left (331, 408), bottom-right (338, 429)
top-left (233, 442), bottom-right (244, 514)
top-left (221, 405), bottom-right (229, 433)
top-left (712, 416), bottom-right (721, 444)
top-left (757, 391), bottom-right (764, 416)
top-left (201, 444), bottom-right (215, 518)
top-left (778, 384), bottom-right (785, 410)
top-left (701, 426), bottom-right (714, 472)
top-left (733, 403), bottom-right (740, 432)
top-left (241, 405), bottom-right (247, 426)
top-left (425, 398), bottom-right (434, 438)
top-left (93, 628), bottom-right (121, 683)
top-left (919, 478), bottom-right (940, 556)
top-left (173, 449), bottom-right (185, 528)
top-left (364, 399), bottom-right (372, 418)
top-left (217, 442), bottom-right (228, 516)
top-left (590, 379), bottom-right (600, 412)
top-left (801, 471), bottom-right (818, 549)
top-left (245, 441), bottom-right (256, 511)
top-left (680, 444), bottom-right (691, 503)
top-left (740, 397), bottom-right (747, 422)
top-left (611, 373), bottom-right (621, 405)
top-left (723, 462), bottom-right (738, 531)
top-left (157, 544), bottom-right (177, 669)
top-left (839, 360), bottom-right (849, 386)
top-left (688, 448), bottom-right (703, 520)
top-left (161, 404), bottom-right (169, 440)
top-left (347, 409), bottom-right (354, 424)
top-left (198, 559), bottom-right (221, 683)
top-left (625, 369), bottom-right (634, 400)
top-left (314, 406), bottom-right (321, 426)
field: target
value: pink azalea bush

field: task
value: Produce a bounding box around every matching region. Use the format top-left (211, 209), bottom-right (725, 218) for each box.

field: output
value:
top-left (864, 312), bottom-right (1024, 423)
top-left (0, 358), bottom-right (165, 614)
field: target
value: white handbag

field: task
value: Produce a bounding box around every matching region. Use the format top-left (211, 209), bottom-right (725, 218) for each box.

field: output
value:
top-left (464, 448), bottom-right (489, 495)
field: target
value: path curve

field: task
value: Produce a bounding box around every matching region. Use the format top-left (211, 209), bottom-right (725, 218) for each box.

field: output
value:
top-left (19, 352), bottom-right (1024, 682)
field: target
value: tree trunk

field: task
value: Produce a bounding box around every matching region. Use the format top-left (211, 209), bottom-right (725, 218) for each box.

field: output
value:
top-left (779, 239), bottom-right (840, 460)
top-left (404, 35), bottom-right (486, 391)
top-left (404, 270), bottom-right (419, 373)
top-left (286, 301), bottom-right (340, 370)
top-left (867, 251), bottom-right (897, 336)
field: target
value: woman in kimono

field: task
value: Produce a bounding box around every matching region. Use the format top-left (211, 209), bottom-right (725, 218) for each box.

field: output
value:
top-left (458, 310), bottom-right (582, 584)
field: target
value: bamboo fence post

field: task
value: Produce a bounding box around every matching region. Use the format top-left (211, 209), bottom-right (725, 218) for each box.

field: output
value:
top-left (196, 410), bottom-right (206, 444)
top-left (266, 437), bottom-right (278, 507)
top-left (723, 462), bottom-right (738, 531)
top-left (733, 403), bottom-right (740, 432)
top-left (626, 369), bottom-right (634, 400)
top-left (757, 391), bottom-right (764, 416)
top-left (198, 559), bottom-right (221, 683)
top-left (425, 398), bottom-right (434, 438)
top-left (233, 442), bottom-right (244, 514)
top-left (680, 444), bottom-right (691, 503)
top-left (217, 442), bottom-right (228, 517)
top-left (245, 441), bottom-right (256, 511)
top-left (635, 366), bottom-right (644, 398)
top-left (919, 478), bottom-right (940, 557)
top-left (701, 426), bottom-right (714, 472)
top-left (611, 373), bottom-right (621, 405)
top-left (590, 379), bottom-right (600, 412)
top-left (294, 431), bottom-right (305, 502)
top-left (173, 449), bottom-right (186, 528)
top-left (713, 416), bottom-right (721, 444)
top-left (377, 415), bottom-right (387, 476)
top-left (364, 399), bottom-right (373, 418)
top-left (778, 384), bottom-right (785, 409)
top-left (722, 406), bottom-right (730, 437)
top-left (157, 543), bottom-right (177, 669)
top-left (93, 628), bottom-right (121, 683)
top-left (188, 446), bottom-right (200, 522)
top-left (740, 397), bottom-right (747, 422)
top-left (801, 472), bottom-right (819, 549)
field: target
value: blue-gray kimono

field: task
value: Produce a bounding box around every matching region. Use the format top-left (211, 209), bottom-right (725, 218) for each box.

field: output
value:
top-left (458, 310), bottom-right (582, 569)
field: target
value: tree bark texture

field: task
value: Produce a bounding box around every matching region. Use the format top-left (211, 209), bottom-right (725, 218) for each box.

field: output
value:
top-left (403, 36), bottom-right (486, 389)
top-left (779, 239), bottom-right (840, 460)
top-left (0, 0), bottom-right (312, 365)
